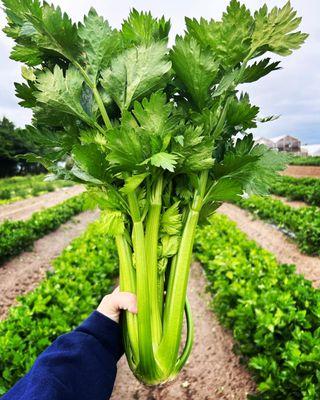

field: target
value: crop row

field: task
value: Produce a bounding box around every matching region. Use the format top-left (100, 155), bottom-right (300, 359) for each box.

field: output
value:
top-left (0, 218), bottom-right (118, 394)
top-left (195, 214), bottom-right (320, 399)
top-left (0, 194), bottom-right (87, 264)
top-left (270, 176), bottom-right (320, 206)
top-left (238, 195), bottom-right (320, 255)
top-left (0, 174), bottom-right (73, 205)
top-left (2, 210), bottom-right (319, 397)
top-left (290, 156), bottom-right (320, 166)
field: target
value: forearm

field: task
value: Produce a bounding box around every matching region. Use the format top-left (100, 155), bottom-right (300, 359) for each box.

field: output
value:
top-left (2, 311), bottom-right (123, 400)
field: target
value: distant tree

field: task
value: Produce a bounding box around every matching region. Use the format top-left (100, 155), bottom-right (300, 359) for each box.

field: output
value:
top-left (0, 117), bottom-right (45, 177)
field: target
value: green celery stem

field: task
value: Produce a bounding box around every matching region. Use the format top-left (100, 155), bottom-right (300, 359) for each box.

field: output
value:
top-left (92, 86), bottom-right (113, 130)
top-left (145, 177), bottom-right (163, 346)
top-left (115, 234), bottom-right (139, 363)
top-left (127, 192), bottom-right (158, 380)
top-left (158, 208), bottom-right (199, 368)
top-left (157, 170), bottom-right (208, 369)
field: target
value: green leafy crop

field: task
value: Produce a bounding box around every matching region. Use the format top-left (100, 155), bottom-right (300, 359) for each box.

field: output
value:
top-left (196, 214), bottom-right (320, 399)
top-left (3, 0), bottom-right (307, 385)
top-left (271, 176), bottom-right (320, 206)
top-left (238, 195), bottom-right (320, 256)
top-left (0, 193), bottom-right (86, 263)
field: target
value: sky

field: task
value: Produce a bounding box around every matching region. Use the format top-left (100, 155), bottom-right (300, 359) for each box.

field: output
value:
top-left (0, 0), bottom-right (319, 144)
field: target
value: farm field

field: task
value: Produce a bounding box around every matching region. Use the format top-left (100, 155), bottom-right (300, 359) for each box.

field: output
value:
top-left (0, 182), bottom-right (253, 398)
top-left (0, 192), bottom-right (89, 263)
top-left (289, 156), bottom-right (320, 166)
top-left (283, 165), bottom-right (320, 178)
top-left (270, 176), bottom-right (320, 207)
top-left (0, 174), bottom-right (74, 206)
top-left (0, 0), bottom-right (318, 399)
top-left (0, 185), bottom-right (84, 222)
top-left (0, 172), bottom-right (320, 398)
top-left (237, 195), bottom-right (320, 255)
top-left (0, 209), bottom-right (99, 319)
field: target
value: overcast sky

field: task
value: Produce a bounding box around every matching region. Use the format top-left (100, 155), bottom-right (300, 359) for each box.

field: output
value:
top-left (0, 0), bottom-right (319, 144)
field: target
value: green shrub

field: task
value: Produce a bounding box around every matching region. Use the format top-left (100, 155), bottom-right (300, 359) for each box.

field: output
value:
top-left (271, 176), bottom-right (320, 206)
top-left (0, 189), bottom-right (11, 200)
top-left (195, 214), bottom-right (320, 399)
top-left (0, 219), bottom-right (118, 395)
top-left (0, 194), bottom-right (86, 264)
top-left (238, 196), bottom-right (320, 255)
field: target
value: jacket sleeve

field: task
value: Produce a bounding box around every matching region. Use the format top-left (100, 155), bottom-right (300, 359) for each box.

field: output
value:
top-left (2, 311), bottom-right (123, 400)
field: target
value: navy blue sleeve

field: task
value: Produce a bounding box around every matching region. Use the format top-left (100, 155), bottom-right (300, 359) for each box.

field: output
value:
top-left (2, 311), bottom-right (123, 400)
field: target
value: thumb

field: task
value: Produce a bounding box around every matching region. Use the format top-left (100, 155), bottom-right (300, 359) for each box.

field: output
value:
top-left (97, 288), bottom-right (137, 323)
top-left (114, 291), bottom-right (138, 314)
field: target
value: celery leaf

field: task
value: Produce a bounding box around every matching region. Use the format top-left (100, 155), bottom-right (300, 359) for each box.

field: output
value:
top-left (35, 66), bottom-right (94, 127)
top-left (79, 8), bottom-right (120, 83)
top-left (171, 36), bottom-right (219, 110)
top-left (101, 43), bottom-right (171, 111)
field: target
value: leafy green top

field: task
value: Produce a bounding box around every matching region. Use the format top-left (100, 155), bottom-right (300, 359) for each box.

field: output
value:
top-left (2, 0), bottom-right (307, 224)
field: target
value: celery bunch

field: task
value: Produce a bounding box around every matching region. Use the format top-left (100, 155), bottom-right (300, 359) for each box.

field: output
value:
top-left (3, 0), bottom-right (307, 384)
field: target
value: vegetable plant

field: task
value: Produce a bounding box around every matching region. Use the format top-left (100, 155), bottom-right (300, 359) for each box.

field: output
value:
top-left (0, 193), bottom-right (86, 264)
top-left (238, 195), bottom-right (320, 255)
top-left (289, 156), bottom-right (320, 166)
top-left (196, 214), bottom-right (320, 399)
top-left (0, 174), bottom-right (72, 205)
top-left (3, 0), bottom-right (307, 385)
top-left (271, 176), bottom-right (320, 206)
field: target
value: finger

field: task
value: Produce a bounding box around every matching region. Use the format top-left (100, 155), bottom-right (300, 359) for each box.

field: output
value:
top-left (114, 292), bottom-right (138, 314)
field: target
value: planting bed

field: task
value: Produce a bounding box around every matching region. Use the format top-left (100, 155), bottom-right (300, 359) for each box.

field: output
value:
top-left (218, 203), bottom-right (320, 286)
top-left (0, 174), bottom-right (73, 205)
top-left (196, 214), bottom-right (320, 398)
top-left (270, 176), bottom-right (319, 207)
top-left (272, 195), bottom-right (306, 209)
top-left (283, 165), bottom-right (320, 178)
top-left (237, 196), bottom-right (320, 255)
top-left (0, 185), bottom-right (84, 222)
top-left (289, 156), bottom-right (320, 166)
top-left (0, 193), bottom-right (88, 264)
top-left (0, 210), bottom-right (99, 320)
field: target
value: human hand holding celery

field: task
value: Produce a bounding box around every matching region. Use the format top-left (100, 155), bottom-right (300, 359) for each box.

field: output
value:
top-left (97, 287), bottom-right (138, 323)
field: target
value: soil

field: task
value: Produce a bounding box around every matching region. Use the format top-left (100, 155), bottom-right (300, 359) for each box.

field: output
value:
top-left (111, 264), bottom-right (256, 400)
top-left (0, 210), bottom-right (99, 320)
top-left (2, 182), bottom-right (317, 398)
top-left (283, 165), bottom-right (320, 178)
top-left (0, 185), bottom-right (85, 222)
top-left (218, 203), bottom-right (320, 287)
top-left (272, 195), bottom-right (307, 208)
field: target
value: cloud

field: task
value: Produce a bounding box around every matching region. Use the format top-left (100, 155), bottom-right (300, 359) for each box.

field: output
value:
top-left (0, 0), bottom-right (319, 143)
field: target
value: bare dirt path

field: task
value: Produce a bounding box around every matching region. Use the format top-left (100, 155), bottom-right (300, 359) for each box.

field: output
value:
top-left (272, 195), bottom-right (307, 208)
top-left (111, 264), bottom-right (255, 400)
top-left (0, 185), bottom-right (85, 222)
top-left (0, 210), bottom-right (99, 320)
top-left (218, 203), bottom-right (320, 286)
top-left (283, 165), bottom-right (320, 178)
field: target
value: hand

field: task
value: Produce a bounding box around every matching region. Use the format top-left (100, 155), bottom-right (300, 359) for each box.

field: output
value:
top-left (97, 287), bottom-right (137, 323)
